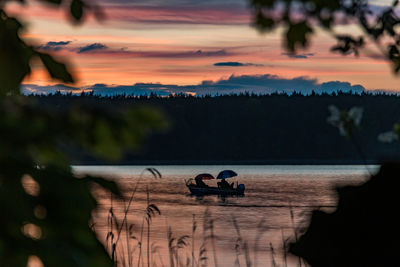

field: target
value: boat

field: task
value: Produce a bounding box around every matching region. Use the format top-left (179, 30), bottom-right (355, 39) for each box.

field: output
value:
top-left (186, 183), bottom-right (245, 196)
top-left (186, 170), bottom-right (245, 196)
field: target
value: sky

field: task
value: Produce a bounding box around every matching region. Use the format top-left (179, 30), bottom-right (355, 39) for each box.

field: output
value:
top-left (6, 0), bottom-right (400, 95)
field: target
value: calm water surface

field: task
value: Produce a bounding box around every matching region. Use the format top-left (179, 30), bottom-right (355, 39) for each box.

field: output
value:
top-left (74, 165), bottom-right (376, 267)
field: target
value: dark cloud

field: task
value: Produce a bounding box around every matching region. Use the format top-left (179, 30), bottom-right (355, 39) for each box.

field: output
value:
top-left (37, 41), bottom-right (72, 52)
top-left (191, 74), bottom-right (365, 95)
top-left (47, 41), bottom-right (71, 46)
top-left (21, 83), bottom-right (172, 96)
top-left (21, 84), bottom-right (80, 95)
top-left (86, 83), bottom-right (172, 95)
top-left (127, 49), bottom-right (228, 58)
top-left (22, 74), bottom-right (368, 96)
top-left (37, 41), bottom-right (111, 54)
top-left (214, 61), bottom-right (263, 67)
top-left (320, 81), bottom-right (365, 93)
top-left (36, 40), bottom-right (232, 59)
top-left (78, 43), bottom-right (109, 53)
top-left (281, 52), bottom-right (315, 59)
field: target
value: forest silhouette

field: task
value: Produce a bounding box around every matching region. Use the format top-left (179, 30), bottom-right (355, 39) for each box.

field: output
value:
top-left (30, 91), bottom-right (400, 164)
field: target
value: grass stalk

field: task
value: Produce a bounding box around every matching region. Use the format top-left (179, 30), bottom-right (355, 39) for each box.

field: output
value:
top-left (167, 226), bottom-right (175, 267)
top-left (147, 187), bottom-right (151, 267)
top-left (192, 214), bottom-right (196, 267)
top-left (269, 243), bottom-right (277, 267)
top-left (289, 204), bottom-right (302, 267)
top-left (137, 217), bottom-right (145, 267)
top-left (209, 217), bottom-right (218, 267)
top-left (281, 228), bottom-right (287, 267)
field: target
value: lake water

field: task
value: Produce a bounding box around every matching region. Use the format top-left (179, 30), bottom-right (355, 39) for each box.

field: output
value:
top-left (74, 165), bottom-right (377, 267)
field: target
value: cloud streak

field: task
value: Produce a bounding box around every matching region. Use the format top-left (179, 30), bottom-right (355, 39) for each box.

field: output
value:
top-left (75, 47), bottom-right (231, 58)
top-left (100, 5), bottom-right (250, 25)
top-left (281, 52), bottom-right (315, 59)
top-left (22, 74), bottom-right (367, 96)
top-left (78, 43), bottom-right (109, 53)
top-left (35, 40), bottom-right (233, 59)
top-left (36, 41), bottom-right (72, 52)
top-left (7, 2), bottom-right (250, 25)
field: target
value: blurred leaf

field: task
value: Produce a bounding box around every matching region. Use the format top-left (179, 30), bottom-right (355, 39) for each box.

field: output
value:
top-left (37, 52), bottom-right (74, 83)
top-left (286, 22), bottom-right (313, 52)
top-left (70, 0), bottom-right (85, 22)
top-left (0, 3), bottom-right (167, 267)
top-left (253, 10), bottom-right (275, 32)
top-left (331, 35), bottom-right (364, 56)
top-left (93, 119), bottom-right (122, 160)
top-left (0, 11), bottom-right (33, 96)
top-left (84, 176), bottom-right (122, 197)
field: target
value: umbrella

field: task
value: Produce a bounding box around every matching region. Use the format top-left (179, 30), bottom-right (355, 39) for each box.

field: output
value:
top-left (217, 170), bottom-right (237, 179)
top-left (195, 173), bottom-right (215, 180)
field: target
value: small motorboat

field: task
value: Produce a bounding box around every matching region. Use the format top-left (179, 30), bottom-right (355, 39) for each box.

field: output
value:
top-left (186, 183), bottom-right (245, 196)
top-left (186, 170), bottom-right (245, 196)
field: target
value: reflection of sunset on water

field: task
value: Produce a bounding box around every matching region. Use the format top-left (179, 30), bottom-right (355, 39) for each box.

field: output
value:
top-left (81, 166), bottom-right (368, 267)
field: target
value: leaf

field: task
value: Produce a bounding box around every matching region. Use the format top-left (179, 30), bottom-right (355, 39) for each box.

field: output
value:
top-left (285, 21), bottom-right (313, 52)
top-left (37, 52), bottom-right (74, 83)
top-left (70, 0), bottom-right (85, 22)
top-left (152, 168), bottom-right (162, 178)
top-left (85, 176), bottom-right (122, 197)
top-left (92, 119), bottom-right (122, 160)
top-left (148, 204), bottom-right (161, 215)
top-left (254, 10), bottom-right (275, 32)
top-left (145, 168), bottom-right (162, 179)
top-left (0, 11), bottom-right (33, 95)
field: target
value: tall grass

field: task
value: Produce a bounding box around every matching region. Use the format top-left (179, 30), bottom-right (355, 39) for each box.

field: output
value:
top-left (105, 168), bottom-right (162, 267)
top-left (102, 169), bottom-right (306, 267)
top-left (106, 206), bottom-right (303, 267)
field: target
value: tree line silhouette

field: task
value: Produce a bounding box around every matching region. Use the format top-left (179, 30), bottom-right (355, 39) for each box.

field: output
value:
top-left (30, 91), bottom-right (400, 164)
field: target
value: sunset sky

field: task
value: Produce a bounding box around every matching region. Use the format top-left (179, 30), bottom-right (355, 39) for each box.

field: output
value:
top-left (6, 0), bottom-right (400, 95)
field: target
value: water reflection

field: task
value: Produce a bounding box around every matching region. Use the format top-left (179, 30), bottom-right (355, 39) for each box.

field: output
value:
top-left (82, 166), bottom-right (368, 267)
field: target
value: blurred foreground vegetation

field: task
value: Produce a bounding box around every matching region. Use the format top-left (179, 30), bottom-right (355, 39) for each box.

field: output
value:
top-left (1, 1), bottom-right (167, 265)
top-left (2, 0), bottom-right (400, 265)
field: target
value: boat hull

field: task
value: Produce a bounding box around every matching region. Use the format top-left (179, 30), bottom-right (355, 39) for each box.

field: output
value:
top-left (187, 185), bottom-right (245, 196)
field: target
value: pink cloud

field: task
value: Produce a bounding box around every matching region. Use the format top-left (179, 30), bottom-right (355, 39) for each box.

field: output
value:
top-left (103, 5), bottom-right (251, 25)
top-left (5, 3), bottom-right (251, 25)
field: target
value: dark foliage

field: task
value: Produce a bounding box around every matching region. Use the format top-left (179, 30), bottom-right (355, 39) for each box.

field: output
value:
top-left (290, 162), bottom-right (400, 267)
top-left (250, 0), bottom-right (400, 73)
top-left (0, 1), bottom-right (166, 266)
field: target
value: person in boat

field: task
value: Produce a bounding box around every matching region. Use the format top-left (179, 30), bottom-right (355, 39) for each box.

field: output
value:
top-left (218, 178), bottom-right (232, 189)
top-left (195, 176), bottom-right (209, 188)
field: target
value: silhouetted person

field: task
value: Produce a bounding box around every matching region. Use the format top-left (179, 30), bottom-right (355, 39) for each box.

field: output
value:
top-left (290, 162), bottom-right (400, 267)
top-left (218, 178), bottom-right (231, 189)
top-left (195, 177), bottom-right (208, 187)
